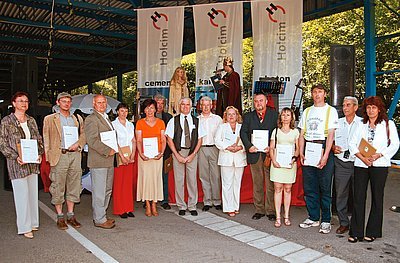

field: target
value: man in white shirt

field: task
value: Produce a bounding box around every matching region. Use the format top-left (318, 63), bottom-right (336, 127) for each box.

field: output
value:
top-left (332, 96), bottom-right (361, 234)
top-left (298, 84), bottom-right (339, 234)
top-left (198, 96), bottom-right (223, 211)
top-left (165, 97), bottom-right (206, 216)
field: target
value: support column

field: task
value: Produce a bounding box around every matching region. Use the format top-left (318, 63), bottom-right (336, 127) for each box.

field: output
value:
top-left (88, 83), bottom-right (93, 94)
top-left (364, 0), bottom-right (376, 97)
top-left (117, 73), bottom-right (123, 102)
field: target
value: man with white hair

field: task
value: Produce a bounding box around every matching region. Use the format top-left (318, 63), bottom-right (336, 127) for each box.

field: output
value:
top-left (332, 96), bottom-right (361, 234)
top-left (165, 97), bottom-right (206, 216)
top-left (84, 94), bottom-right (116, 229)
top-left (198, 96), bottom-right (223, 211)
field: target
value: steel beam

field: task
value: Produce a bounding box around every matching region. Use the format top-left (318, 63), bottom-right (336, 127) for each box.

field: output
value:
top-left (364, 0), bottom-right (376, 97)
top-left (0, 16), bottom-right (135, 40)
top-left (388, 84), bottom-right (400, 120)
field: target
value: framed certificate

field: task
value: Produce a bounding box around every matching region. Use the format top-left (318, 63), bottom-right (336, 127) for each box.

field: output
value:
top-left (276, 144), bottom-right (293, 168)
top-left (18, 139), bottom-right (39, 163)
top-left (304, 142), bottom-right (323, 167)
top-left (143, 137), bottom-right (158, 158)
top-left (252, 130), bottom-right (269, 152)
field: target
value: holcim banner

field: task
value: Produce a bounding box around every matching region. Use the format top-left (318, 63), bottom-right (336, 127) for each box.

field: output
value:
top-left (193, 2), bottom-right (243, 106)
top-left (137, 7), bottom-right (184, 99)
top-left (251, 0), bottom-right (303, 110)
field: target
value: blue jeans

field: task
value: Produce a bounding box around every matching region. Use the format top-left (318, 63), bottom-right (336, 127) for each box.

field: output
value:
top-left (302, 151), bottom-right (334, 223)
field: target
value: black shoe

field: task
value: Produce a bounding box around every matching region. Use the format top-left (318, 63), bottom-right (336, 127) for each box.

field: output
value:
top-left (390, 205), bottom-right (400, 213)
top-left (202, 205), bottom-right (212, 211)
top-left (252, 213), bottom-right (265, 220)
top-left (190, 210), bottom-right (198, 216)
top-left (142, 202), bottom-right (146, 209)
top-left (119, 213), bottom-right (128, 218)
top-left (127, 212), bottom-right (135, 217)
top-left (266, 214), bottom-right (276, 221)
top-left (214, 205), bottom-right (222, 210)
top-left (178, 210), bottom-right (186, 216)
top-left (161, 203), bottom-right (171, 210)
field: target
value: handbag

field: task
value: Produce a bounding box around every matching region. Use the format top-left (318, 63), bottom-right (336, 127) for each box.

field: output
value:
top-left (263, 128), bottom-right (277, 167)
top-left (164, 155), bottom-right (173, 173)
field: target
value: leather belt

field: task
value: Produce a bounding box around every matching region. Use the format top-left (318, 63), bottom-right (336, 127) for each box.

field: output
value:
top-left (181, 147), bottom-right (190, 150)
top-left (202, 145), bottom-right (215, 147)
top-left (306, 140), bottom-right (325, 144)
top-left (61, 149), bottom-right (76, 154)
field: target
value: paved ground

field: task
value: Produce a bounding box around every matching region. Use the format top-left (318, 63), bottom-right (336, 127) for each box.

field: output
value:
top-left (0, 168), bottom-right (399, 263)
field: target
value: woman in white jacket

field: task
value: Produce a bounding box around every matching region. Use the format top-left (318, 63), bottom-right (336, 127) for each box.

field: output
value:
top-left (215, 106), bottom-right (247, 217)
top-left (348, 96), bottom-right (399, 243)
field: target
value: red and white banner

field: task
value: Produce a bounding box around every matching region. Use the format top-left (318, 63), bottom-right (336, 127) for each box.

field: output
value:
top-left (193, 2), bottom-right (243, 105)
top-left (251, 0), bottom-right (303, 110)
top-left (137, 7), bottom-right (184, 98)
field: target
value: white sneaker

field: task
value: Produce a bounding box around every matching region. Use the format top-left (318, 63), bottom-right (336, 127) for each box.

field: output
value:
top-left (299, 218), bottom-right (320, 228)
top-left (319, 222), bottom-right (331, 234)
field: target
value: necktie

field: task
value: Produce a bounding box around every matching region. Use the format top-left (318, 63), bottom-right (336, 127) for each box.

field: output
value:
top-left (259, 113), bottom-right (263, 123)
top-left (184, 116), bottom-right (190, 148)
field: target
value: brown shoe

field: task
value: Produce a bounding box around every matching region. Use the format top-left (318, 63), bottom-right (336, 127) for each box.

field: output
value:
top-left (57, 218), bottom-right (68, 230)
top-left (94, 220), bottom-right (115, 229)
top-left (336, 225), bottom-right (349, 234)
top-left (67, 216), bottom-right (82, 228)
top-left (106, 218), bottom-right (115, 224)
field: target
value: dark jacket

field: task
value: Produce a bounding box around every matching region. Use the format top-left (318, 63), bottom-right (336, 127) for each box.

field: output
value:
top-left (240, 108), bottom-right (278, 164)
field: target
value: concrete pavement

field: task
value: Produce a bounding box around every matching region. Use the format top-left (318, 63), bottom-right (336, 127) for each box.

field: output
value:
top-left (0, 168), bottom-right (399, 263)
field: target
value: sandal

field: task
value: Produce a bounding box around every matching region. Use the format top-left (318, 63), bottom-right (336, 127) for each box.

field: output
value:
top-left (348, 236), bottom-right (359, 243)
top-left (23, 232), bottom-right (34, 239)
top-left (274, 218), bottom-right (281, 228)
top-left (364, 236), bottom-right (375, 242)
top-left (234, 210), bottom-right (240, 214)
top-left (284, 217), bottom-right (291, 226)
top-left (228, 212), bottom-right (236, 217)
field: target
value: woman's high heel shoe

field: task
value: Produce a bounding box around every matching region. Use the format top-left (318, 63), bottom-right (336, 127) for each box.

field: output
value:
top-left (145, 201), bottom-right (152, 217)
top-left (151, 202), bottom-right (159, 216)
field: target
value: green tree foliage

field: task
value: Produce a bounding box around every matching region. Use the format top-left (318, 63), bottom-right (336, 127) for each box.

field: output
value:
top-left (302, 0), bottom-right (399, 121)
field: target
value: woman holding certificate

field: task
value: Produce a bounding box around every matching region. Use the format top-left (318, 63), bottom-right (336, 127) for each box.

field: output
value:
top-left (215, 106), bottom-right (247, 217)
top-left (348, 96), bottom-right (399, 243)
top-left (136, 99), bottom-right (166, 216)
top-left (0, 92), bottom-right (44, 239)
top-left (269, 108), bottom-right (299, 227)
top-left (112, 103), bottom-right (136, 219)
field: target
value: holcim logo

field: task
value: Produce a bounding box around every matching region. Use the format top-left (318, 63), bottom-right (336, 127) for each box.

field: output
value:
top-left (265, 3), bottom-right (287, 61)
top-left (151, 11), bottom-right (168, 30)
top-left (207, 8), bottom-right (227, 27)
top-left (150, 11), bottom-right (169, 66)
top-left (266, 3), bottom-right (286, 23)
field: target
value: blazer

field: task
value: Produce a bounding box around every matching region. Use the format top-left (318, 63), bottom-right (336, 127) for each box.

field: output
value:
top-left (215, 123), bottom-right (247, 167)
top-left (43, 113), bottom-right (86, 167)
top-left (84, 111), bottom-right (115, 168)
top-left (349, 119), bottom-right (399, 168)
top-left (240, 108), bottom-right (278, 164)
top-left (0, 113), bottom-right (44, 180)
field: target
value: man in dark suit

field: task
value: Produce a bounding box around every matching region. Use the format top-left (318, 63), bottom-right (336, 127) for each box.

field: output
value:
top-left (240, 93), bottom-right (278, 221)
top-left (154, 94), bottom-right (173, 210)
top-left (84, 94), bottom-right (116, 229)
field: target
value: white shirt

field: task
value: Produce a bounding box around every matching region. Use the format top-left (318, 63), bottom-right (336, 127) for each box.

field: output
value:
top-left (112, 118), bottom-right (135, 151)
top-left (298, 104), bottom-right (339, 140)
top-left (349, 119), bottom-right (399, 168)
top-left (20, 121), bottom-right (31, 139)
top-left (96, 110), bottom-right (113, 130)
top-left (165, 114), bottom-right (206, 147)
top-left (335, 116), bottom-right (362, 162)
top-left (198, 113), bottom-right (222, 145)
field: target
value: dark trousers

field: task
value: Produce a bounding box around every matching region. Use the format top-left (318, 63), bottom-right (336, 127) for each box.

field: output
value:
top-left (350, 166), bottom-right (388, 238)
top-left (302, 151), bottom-right (334, 223)
top-left (334, 157), bottom-right (354, 226)
top-left (161, 160), bottom-right (169, 204)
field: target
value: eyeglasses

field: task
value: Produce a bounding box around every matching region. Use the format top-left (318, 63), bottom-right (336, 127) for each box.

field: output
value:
top-left (59, 99), bottom-right (71, 103)
top-left (16, 100), bottom-right (29, 103)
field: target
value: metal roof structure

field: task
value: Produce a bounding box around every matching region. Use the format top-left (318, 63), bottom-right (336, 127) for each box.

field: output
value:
top-left (0, 0), bottom-right (363, 102)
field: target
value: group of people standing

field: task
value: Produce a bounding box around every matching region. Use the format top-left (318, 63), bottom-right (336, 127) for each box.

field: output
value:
top-left (0, 80), bottom-right (398, 243)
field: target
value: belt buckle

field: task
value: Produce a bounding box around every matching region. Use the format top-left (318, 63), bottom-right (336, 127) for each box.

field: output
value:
top-left (61, 149), bottom-right (67, 154)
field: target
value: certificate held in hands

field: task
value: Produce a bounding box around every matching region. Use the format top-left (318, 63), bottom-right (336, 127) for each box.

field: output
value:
top-left (358, 138), bottom-right (376, 157)
top-left (276, 144), bottom-right (293, 168)
top-left (252, 130), bottom-right (269, 152)
top-left (18, 139), bottom-right (39, 163)
top-left (143, 137), bottom-right (158, 158)
top-left (304, 142), bottom-right (323, 167)
top-left (117, 146), bottom-right (131, 166)
top-left (63, 126), bottom-right (78, 149)
top-left (100, 130), bottom-right (119, 152)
